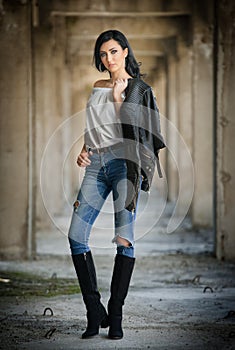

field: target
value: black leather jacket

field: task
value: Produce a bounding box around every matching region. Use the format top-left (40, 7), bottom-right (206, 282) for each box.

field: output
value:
top-left (120, 78), bottom-right (166, 212)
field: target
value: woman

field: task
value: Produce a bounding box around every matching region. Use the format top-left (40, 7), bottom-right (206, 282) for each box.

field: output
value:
top-left (68, 29), bottom-right (165, 340)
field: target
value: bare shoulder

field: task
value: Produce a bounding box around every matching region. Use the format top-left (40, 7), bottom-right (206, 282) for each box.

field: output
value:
top-left (93, 79), bottom-right (113, 88)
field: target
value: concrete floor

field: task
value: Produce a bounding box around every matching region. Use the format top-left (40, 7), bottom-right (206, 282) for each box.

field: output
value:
top-left (0, 193), bottom-right (235, 349)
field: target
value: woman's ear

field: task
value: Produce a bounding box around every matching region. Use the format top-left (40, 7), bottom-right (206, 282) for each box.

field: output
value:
top-left (124, 47), bottom-right (128, 58)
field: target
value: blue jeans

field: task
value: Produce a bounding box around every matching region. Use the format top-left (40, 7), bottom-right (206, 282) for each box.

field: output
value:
top-left (68, 146), bottom-right (140, 258)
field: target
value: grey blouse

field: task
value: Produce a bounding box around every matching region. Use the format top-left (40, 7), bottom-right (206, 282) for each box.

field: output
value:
top-left (84, 87), bottom-right (124, 149)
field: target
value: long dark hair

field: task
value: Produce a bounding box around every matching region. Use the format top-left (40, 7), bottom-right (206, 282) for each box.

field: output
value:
top-left (93, 30), bottom-right (141, 78)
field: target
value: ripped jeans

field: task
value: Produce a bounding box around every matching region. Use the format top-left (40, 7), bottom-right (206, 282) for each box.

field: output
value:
top-left (68, 146), bottom-right (140, 258)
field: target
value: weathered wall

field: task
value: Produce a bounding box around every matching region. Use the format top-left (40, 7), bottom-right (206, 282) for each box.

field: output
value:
top-left (0, 1), bottom-right (34, 259)
top-left (175, 39), bottom-right (194, 218)
top-left (34, 24), bottom-right (71, 229)
top-left (191, 0), bottom-right (213, 227)
top-left (216, 0), bottom-right (235, 260)
top-left (166, 54), bottom-right (179, 202)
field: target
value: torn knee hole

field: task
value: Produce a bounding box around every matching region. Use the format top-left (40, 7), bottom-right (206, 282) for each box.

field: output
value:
top-left (116, 236), bottom-right (132, 247)
top-left (73, 200), bottom-right (80, 211)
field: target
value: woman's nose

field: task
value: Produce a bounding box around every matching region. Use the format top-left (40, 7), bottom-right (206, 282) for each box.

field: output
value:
top-left (107, 53), bottom-right (112, 63)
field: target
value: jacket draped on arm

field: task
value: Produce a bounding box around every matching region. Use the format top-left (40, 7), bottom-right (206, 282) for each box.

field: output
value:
top-left (120, 78), bottom-right (166, 212)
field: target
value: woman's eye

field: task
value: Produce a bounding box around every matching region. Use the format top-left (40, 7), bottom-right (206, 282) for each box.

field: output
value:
top-left (100, 50), bottom-right (117, 58)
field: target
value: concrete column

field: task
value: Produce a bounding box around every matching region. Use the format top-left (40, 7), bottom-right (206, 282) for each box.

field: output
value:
top-left (35, 28), bottom-right (62, 229)
top-left (175, 39), bottom-right (194, 220)
top-left (59, 66), bottom-right (73, 210)
top-left (35, 16), bottom-right (72, 230)
top-left (150, 59), bottom-right (167, 188)
top-left (191, 0), bottom-right (214, 228)
top-left (216, 1), bottom-right (235, 260)
top-left (0, 2), bottom-right (35, 259)
top-left (166, 55), bottom-right (179, 202)
top-left (67, 62), bottom-right (91, 204)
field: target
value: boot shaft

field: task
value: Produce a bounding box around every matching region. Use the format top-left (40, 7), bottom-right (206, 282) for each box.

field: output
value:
top-left (72, 251), bottom-right (99, 296)
top-left (109, 254), bottom-right (135, 309)
top-left (71, 251), bottom-right (109, 338)
top-left (108, 254), bottom-right (135, 339)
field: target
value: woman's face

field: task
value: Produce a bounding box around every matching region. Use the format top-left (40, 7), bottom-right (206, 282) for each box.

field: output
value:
top-left (99, 39), bottom-right (128, 74)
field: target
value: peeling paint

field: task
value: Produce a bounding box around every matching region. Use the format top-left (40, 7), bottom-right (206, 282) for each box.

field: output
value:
top-left (220, 171), bottom-right (231, 184)
top-left (219, 116), bottom-right (229, 127)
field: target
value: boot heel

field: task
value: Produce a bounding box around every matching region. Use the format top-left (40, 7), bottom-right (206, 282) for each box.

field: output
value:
top-left (108, 315), bottom-right (123, 339)
top-left (99, 303), bottom-right (109, 328)
top-left (100, 315), bottom-right (109, 328)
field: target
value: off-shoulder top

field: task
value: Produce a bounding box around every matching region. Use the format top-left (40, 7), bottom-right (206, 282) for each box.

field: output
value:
top-left (84, 87), bottom-right (124, 149)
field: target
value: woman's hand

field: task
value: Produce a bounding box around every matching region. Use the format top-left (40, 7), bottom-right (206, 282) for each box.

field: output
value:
top-left (77, 146), bottom-right (93, 167)
top-left (113, 79), bottom-right (128, 102)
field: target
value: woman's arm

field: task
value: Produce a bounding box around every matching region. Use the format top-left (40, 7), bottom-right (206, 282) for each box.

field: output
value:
top-left (113, 79), bottom-right (127, 102)
top-left (113, 79), bottom-right (128, 114)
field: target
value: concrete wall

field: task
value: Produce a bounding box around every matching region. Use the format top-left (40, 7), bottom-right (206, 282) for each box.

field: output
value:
top-left (166, 55), bottom-right (179, 202)
top-left (34, 25), bottom-right (71, 229)
top-left (191, 0), bottom-right (214, 227)
top-left (0, 1), bottom-right (35, 259)
top-left (175, 39), bottom-right (194, 218)
top-left (216, 0), bottom-right (235, 260)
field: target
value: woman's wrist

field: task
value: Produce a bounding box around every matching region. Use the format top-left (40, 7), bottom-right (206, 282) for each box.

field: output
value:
top-left (113, 95), bottom-right (123, 103)
top-left (113, 92), bottom-right (125, 103)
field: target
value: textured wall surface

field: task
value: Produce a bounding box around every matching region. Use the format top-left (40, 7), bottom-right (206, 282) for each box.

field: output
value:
top-left (0, 0), bottom-right (234, 260)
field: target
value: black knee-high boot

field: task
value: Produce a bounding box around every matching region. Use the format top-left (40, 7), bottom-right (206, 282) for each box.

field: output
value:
top-left (108, 254), bottom-right (135, 339)
top-left (72, 251), bottom-right (109, 338)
